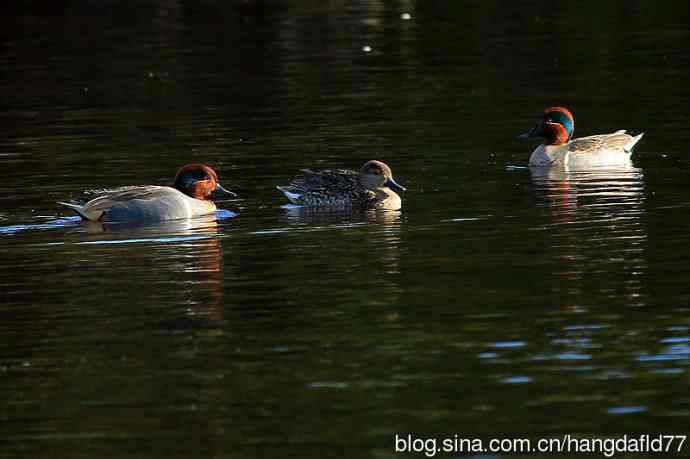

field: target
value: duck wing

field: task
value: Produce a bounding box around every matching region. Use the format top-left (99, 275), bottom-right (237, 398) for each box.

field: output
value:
top-left (65, 185), bottom-right (159, 205)
top-left (568, 135), bottom-right (608, 153)
top-left (569, 131), bottom-right (642, 154)
top-left (86, 186), bottom-right (169, 202)
top-left (278, 169), bottom-right (375, 206)
top-left (300, 169), bottom-right (359, 191)
top-left (59, 186), bottom-right (173, 220)
top-left (285, 169), bottom-right (362, 193)
top-left (82, 185), bottom-right (153, 197)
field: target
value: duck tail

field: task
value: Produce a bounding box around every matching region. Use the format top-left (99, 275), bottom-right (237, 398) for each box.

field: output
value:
top-left (57, 201), bottom-right (102, 221)
top-left (625, 132), bottom-right (644, 153)
top-left (276, 186), bottom-right (302, 205)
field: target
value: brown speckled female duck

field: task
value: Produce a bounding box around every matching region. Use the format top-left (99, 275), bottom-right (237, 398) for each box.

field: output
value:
top-left (277, 160), bottom-right (405, 210)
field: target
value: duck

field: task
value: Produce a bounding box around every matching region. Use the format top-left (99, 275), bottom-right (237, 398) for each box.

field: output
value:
top-left (58, 163), bottom-right (236, 222)
top-left (277, 160), bottom-right (406, 210)
top-left (519, 106), bottom-right (644, 168)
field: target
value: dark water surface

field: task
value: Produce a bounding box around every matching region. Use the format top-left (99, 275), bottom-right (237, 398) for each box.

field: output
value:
top-left (2, 1), bottom-right (690, 458)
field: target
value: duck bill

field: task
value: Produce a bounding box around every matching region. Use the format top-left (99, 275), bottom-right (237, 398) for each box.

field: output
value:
top-left (518, 124), bottom-right (542, 140)
top-left (210, 183), bottom-right (237, 200)
top-left (385, 177), bottom-right (406, 193)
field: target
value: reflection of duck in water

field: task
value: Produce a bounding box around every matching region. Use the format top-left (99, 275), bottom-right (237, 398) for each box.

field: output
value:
top-left (528, 163), bottom-right (647, 308)
top-left (520, 106), bottom-right (644, 168)
top-left (529, 165), bottom-right (645, 217)
top-left (277, 160), bottom-right (406, 210)
top-left (529, 165), bottom-right (644, 200)
top-left (59, 164), bottom-right (236, 222)
top-left (81, 213), bottom-right (228, 321)
top-left (278, 192), bottom-right (404, 280)
top-left (79, 212), bottom-right (226, 234)
top-left (280, 205), bottom-right (402, 227)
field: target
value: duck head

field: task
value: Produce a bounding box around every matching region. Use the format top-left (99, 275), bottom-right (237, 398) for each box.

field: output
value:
top-left (173, 164), bottom-right (237, 201)
top-left (519, 106), bottom-right (575, 146)
top-left (359, 160), bottom-right (406, 193)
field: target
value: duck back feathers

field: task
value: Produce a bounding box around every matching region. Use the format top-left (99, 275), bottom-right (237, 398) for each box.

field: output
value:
top-left (277, 169), bottom-right (375, 207)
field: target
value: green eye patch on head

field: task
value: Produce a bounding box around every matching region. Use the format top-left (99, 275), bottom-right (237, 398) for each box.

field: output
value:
top-left (545, 108), bottom-right (574, 140)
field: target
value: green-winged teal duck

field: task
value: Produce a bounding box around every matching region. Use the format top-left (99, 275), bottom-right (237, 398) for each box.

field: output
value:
top-left (520, 106), bottom-right (644, 168)
top-left (59, 164), bottom-right (236, 222)
top-left (277, 160), bottom-right (405, 210)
